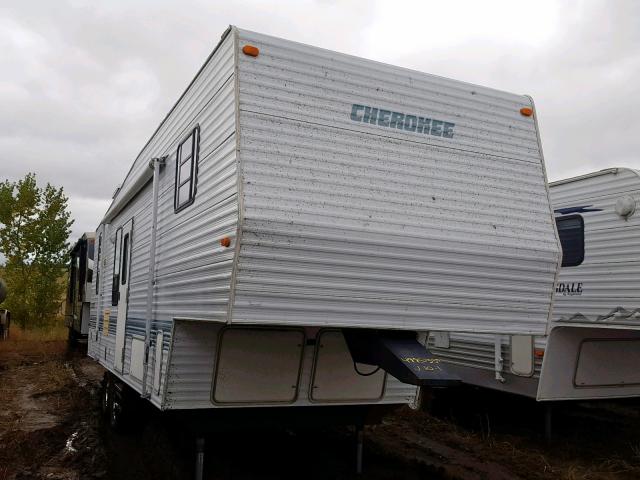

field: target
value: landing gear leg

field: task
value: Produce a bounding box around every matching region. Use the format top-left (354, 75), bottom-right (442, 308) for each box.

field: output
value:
top-left (355, 424), bottom-right (364, 475)
top-left (544, 404), bottom-right (553, 444)
top-left (195, 437), bottom-right (205, 480)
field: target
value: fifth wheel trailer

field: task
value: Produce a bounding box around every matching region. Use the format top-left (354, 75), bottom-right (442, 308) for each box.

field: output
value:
top-left (87, 25), bottom-right (561, 422)
top-left (429, 168), bottom-right (640, 401)
top-left (65, 233), bottom-right (95, 344)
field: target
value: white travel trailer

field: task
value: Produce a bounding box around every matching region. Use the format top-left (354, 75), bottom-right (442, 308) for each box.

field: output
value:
top-left (87, 25), bottom-right (561, 429)
top-left (429, 168), bottom-right (640, 401)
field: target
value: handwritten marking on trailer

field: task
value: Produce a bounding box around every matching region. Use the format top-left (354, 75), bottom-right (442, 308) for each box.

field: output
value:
top-left (403, 356), bottom-right (443, 372)
top-left (350, 104), bottom-right (455, 139)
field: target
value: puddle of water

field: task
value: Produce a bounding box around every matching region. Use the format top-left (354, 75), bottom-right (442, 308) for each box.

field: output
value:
top-left (17, 390), bottom-right (60, 432)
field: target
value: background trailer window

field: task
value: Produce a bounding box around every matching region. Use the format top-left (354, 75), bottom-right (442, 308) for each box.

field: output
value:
top-left (556, 215), bottom-right (584, 267)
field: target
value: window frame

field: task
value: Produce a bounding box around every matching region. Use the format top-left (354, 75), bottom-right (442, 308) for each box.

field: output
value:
top-left (68, 254), bottom-right (77, 303)
top-left (121, 233), bottom-right (129, 285)
top-left (556, 214), bottom-right (585, 268)
top-left (174, 125), bottom-right (200, 213)
top-left (95, 233), bottom-right (102, 294)
top-left (78, 239), bottom-right (87, 301)
top-left (111, 227), bottom-right (123, 306)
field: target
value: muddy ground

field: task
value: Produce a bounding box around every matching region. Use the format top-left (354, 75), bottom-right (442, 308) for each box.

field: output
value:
top-left (1, 341), bottom-right (640, 480)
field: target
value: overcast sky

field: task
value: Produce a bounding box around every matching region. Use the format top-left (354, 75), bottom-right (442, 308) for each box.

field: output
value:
top-left (1, 0), bottom-right (639, 241)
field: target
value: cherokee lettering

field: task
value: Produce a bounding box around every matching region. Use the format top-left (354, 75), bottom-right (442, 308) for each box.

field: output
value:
top-left (350, 104), bottom-right (455, 139)
top-left (350, 104), bottom-right (365, 121)
top-left (377, 109), bottom-right (391, 127)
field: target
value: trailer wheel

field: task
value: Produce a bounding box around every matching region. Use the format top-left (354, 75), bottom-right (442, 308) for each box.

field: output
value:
top-left (108, 379), bottom-right (130, 432)
top-left (68, 327), bottom-right (79, 349)
top-left (100, 373), bottom-right (112, 418)
top-left (110, 394), bottom-right (124, 431)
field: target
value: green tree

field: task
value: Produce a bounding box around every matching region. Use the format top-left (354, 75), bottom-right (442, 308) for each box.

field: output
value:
top-left (0, 173), bottom-right (73, 328)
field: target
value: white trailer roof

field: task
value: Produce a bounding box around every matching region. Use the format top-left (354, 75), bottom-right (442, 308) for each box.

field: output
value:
top-left (550, 167), bottom-right (640, 187)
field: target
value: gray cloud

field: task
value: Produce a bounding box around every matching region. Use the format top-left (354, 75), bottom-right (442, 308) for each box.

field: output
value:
top-left (0, 0), bottom-right (375, 240)
top-left (0, 0), bottom-right (638, 243)
top-left (366, 0), bottom-right (640, 180)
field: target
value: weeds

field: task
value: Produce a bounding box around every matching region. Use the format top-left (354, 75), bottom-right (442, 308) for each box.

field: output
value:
top-left (0, 323), bottom-right (67, 357)
top-left (4, 323), bottom-right (68, 342)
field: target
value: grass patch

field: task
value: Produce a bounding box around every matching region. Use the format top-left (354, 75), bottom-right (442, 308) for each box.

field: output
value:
top-left (7, 323), bottom-right (68, 342)
top-left (0, 320), bottom-right (68, 359)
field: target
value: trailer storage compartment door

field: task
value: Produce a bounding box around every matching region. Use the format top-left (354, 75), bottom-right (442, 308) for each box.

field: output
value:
top-left (574, 339), bottom-right (640, 387)
top-left (538, 326), bottom-right (640, 400)
top-left (213, 328), bottom-right (305, 404)
top-left (231, 27), bottom-right (560, 335)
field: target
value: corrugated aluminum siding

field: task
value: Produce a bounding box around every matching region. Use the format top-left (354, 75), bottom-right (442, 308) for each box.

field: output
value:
top-left (231, 28), bottom-right (559, 334)
top-left (550, 168), bottom-right (640, 328)
top-left (164, 322), bottom-right (417, 410)
top-left (428, 333), bottom-right (544, 379)
top-left (88, 31), bottom-right (238, 402)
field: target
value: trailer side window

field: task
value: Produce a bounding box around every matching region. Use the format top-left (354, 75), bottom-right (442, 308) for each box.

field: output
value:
top-left (121, 233), bottom-right (129, 285)
top-left (112, 228), bottom-right (122, 306)
top-left (87, 238), bottom-right (94, 284)
top-left (78, 240), bottom-right (87, 301)
top-left (174, 126), bottom-right (200, 212)
top-left (556, 215), bottom-right (584, 267)
top-left (68, 254), bottom-right (77, 303)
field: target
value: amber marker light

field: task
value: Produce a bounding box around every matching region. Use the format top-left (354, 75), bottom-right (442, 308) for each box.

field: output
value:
top-left (534, 348), bottom-right (545, 359)
top-left (242, 45), bottom-right (260, 57)
top-left (220, 237), bottom-right (231, 248)
top-left (520, 107), bottom-right (534, 117)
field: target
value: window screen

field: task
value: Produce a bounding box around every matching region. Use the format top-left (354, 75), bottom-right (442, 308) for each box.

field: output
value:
top-left (111, 228), bottom-right (122, 306)
top-left (121, 233), bottom-right (129, 285)
top-left (174, 126), bottom-right (200, 212)
top-left (556, 215), bottom-right (584, 267)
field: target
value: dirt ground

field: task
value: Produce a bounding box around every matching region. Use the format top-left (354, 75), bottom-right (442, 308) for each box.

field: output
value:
top-left (1, 341), bottom-right (640, 480)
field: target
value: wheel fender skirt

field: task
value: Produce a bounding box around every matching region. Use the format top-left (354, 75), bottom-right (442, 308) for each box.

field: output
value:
top-left (343, 329), bottom-right (460, 387)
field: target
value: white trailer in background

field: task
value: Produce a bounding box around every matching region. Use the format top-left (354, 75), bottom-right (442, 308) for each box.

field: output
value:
top-left (87, 25), bottom-right (560, 439)
top-left (429, 168), bottom-right (640, 402)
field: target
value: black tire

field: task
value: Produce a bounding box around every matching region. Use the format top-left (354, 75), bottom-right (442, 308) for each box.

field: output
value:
top-left (109, 378), bottom-right (132, 433)
top-left (68, 327), bottom-right (78, 348)
top-left (0, 311), bottom-right (9, 340)
top-left (68, 328), bottom-right (78, 349)
top-left (110, 397), bottom-right (122, 430)
top-left (101, 373), bottom-right (112, 418)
